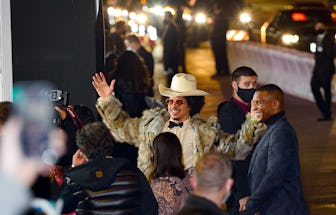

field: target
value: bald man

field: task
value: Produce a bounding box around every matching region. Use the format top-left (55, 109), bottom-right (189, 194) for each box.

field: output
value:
top-left (242, 84), bottom-right (308, 215)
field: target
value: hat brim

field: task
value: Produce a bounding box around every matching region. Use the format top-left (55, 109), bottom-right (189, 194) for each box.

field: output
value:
top-left (159, 84), bottom-right (210, 97)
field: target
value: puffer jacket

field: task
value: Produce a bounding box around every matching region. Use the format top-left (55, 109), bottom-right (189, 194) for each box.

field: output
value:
top-left (96, 95), bottom-right (266, 178)
top-left (60, 157), bottom-right (158, 215)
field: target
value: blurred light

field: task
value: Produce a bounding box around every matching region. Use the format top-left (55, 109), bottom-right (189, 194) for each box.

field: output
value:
top-left (331, 12), bottom-right (336, 22)
top-left (291, 12), bottom-right (307, 21)
top-left (113, 8), bottom-right (122, 17)
top-left (128, 20), bottom-right (138, 33)
top-left (139, 25), bottom-right (146, 37)
top-left (109, 17), bottom-right (115, 25)
top-left (226, 30), bottom-right (249, 41)
top-left (183, 13), bottom-right (192, 22)
top-left (122, 9), bottom-right (128, 18)
top-left (240, 12), bottom-right (251, 23)
top-left (149, 6), bottom-right (164, 16)
top-left (164, 6), bottom-right (175, 15)
top-left (147, 25), bottom-right (158, 41)
top-left (107, 7), bottom-right (115, 16)
top-left (138, 13), bottom-right (147, 24)
top-left (195, 13), bottom-right (206, 24)
top-left (282, 34), bottom-right (299, 44)
top-left (129, 12), bottom-right (137, 20)
top-left (310, 42), bottom-right (316, 53)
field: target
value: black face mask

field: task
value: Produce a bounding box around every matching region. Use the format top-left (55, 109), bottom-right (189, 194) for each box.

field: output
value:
top-left (316, 29), bottom-right (325, 35)
top-left (237, 87), bottom-right (256, 103)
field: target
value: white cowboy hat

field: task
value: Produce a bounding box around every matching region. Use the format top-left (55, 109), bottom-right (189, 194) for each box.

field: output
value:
top-left (159, 73), bottom-right (210, 97)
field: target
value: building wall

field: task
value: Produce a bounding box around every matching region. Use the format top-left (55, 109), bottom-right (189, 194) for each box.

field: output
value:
top-left (0, 0), bottom-right (13, 101)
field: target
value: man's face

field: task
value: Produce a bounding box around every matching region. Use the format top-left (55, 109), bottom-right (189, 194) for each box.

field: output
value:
top-left (315, 22), bottom-right (325, 32)
top-left (250, 91), bottom-right (275, 122)
top-left (233, 75), bottom-right (257, 91)
top-left (124, 40), bottom-right (134, 51)
top-left (166, 96), bottom-right (190, 122)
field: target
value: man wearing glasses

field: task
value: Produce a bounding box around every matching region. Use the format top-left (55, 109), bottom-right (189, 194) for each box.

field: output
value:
top-left (92, 73), bottom-right (266, 178)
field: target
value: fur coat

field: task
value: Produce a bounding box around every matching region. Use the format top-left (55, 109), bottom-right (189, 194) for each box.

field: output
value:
top-left (96, 95), bottom-right (266, 178)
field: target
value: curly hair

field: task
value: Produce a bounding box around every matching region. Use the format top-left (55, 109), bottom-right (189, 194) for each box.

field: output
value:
top-left (76, 122), bottom-right (115, 159)
top-left (109, 51), bottom-right (150, 94)
top-left (161, 96), bottom-right (205, 117)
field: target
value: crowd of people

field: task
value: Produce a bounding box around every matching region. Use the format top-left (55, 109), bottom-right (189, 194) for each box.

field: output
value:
top-left (4, 2), bottom-right (333, 215)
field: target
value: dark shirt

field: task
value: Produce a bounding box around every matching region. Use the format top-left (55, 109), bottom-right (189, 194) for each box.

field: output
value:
top-left (177, 194), bottom-right (228, 215)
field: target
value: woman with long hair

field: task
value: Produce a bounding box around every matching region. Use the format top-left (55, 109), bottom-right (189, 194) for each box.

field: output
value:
top-left (108, 50), bottom-right (151, 118)
top-left (149, 132), bottom-right (193, 215)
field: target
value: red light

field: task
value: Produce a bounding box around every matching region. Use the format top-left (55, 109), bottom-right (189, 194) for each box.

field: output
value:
top-left (291, 12), bottom-right (307, 21)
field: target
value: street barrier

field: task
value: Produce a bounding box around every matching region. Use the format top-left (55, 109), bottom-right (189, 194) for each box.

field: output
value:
top-left (227, 41), bottom-right (336, 102)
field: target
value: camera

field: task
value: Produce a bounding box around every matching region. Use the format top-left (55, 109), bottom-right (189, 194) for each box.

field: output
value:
top-left (47, 90), bottom-right (69, 107)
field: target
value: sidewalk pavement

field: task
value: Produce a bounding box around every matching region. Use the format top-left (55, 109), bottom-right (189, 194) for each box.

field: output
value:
top-left (151, 41), bottom-right (336, 215)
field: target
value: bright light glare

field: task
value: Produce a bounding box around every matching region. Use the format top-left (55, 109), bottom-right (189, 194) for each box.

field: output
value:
top-left (128, 20), bottom-right (138, 33)
top-left (113, 9), bottom-right (122, 17)
top-left (138, 14), bottom-right (147, 24)
top-left (107, 7), bottom-right (114, 16)
top-left (226, 30), bottom-right (249, 41)
top-left (149, 6), bottom-right (164, 16)
top-left (129, 12), bottom-right (137, 20)
top-left (139, 25), bottom-right (146, 37)
top-left (282, 34), bottom-right (299, 45)
top-left (240, 12), bottom-right (251, 23)
top-left (195, 13), bottom-right (206, 24)
top-left (310, 42), bottom-right (316, 53)
top-left (122, 10), bottom-right (128, 18)
top-left (164, 6), bottom-right (175, 15)
top-left (183, 13), bottom-right (192, 22)
top-left (147, 25), bottom-right (158, 41)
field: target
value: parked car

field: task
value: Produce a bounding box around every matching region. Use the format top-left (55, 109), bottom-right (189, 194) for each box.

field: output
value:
top-left (260, 7), bottom-right (336, 52)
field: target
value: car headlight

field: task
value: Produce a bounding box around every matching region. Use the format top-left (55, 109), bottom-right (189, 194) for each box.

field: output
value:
top-left (195, 13), bottom-right (206, 24)
top-left (240, 12), bottom-right (251, 23)
top-left (281, 34), bottom-right (299, 45)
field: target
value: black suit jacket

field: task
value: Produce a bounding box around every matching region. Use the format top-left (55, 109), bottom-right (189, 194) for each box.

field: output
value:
top-left (246, 112), bottom-right (308, 215)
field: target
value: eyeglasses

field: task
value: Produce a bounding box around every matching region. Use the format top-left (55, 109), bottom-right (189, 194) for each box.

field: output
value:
top-left (165, 98), bottom-right (185, 106)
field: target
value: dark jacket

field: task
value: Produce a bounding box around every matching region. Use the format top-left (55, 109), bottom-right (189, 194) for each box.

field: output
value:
top-left (136, 46), bottom-right (154, 97)
top-left (217, 98), bottom-right (246, 134)
top-left (246, 112), bottom-right (308, 215)
top-left (217, 98), bottom-right (250, 213)
top-left (313, 32), bottom-right (335, 79)
top-left (162, 21), bottom-right (179, 71)
top-left (60, 157), bottom-right (158, 215)
top-left (177, 194), bottom-right (228, 215)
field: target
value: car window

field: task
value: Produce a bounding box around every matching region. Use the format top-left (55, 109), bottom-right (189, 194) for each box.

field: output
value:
top-left (277, 9), bottom-right (334, 28)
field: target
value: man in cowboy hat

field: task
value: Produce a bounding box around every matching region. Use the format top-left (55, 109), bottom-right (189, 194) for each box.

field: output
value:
top-left (92, 72), bottom-right (266, 178)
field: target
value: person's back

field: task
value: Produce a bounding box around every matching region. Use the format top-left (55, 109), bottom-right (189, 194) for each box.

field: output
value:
top-left (109, 50), bottom-right (150, 118)
top-left (177, 152), bottom-right (233, 215)
top-left (149, 132), bottom-right (193, 215)
top-left (59, 122), bottom-right (158, 215)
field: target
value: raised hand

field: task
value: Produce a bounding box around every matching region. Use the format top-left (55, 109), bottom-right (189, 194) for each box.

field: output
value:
top-left (92, 72), bottom-right (116, 99)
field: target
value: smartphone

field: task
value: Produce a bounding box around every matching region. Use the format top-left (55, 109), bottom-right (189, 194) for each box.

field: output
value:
top-left (12, 81), bottom-right (59, 164)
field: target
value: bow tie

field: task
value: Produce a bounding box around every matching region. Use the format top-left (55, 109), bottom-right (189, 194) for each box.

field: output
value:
top-left (168, 121), bottom-right (183, 129)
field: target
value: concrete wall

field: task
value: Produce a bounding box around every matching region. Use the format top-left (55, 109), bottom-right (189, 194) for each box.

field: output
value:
top-left (227, 41), bottom-right (336, 102)
top-left (0, 0), bottom-right (13, 101)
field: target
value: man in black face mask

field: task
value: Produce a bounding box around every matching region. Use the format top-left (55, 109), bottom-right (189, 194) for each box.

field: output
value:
top-left (217, 66), bottom-right (257, 215)
top-left (311, 20), bottom-right (335, 121)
